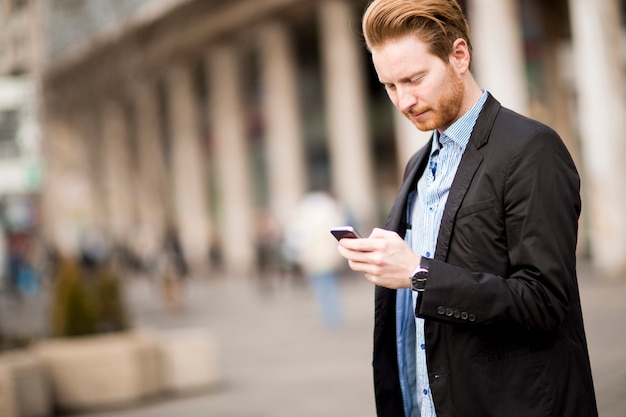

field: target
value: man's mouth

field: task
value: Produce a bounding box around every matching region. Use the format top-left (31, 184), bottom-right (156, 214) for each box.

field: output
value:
top-left (406, 108), bottom-right (429, 121)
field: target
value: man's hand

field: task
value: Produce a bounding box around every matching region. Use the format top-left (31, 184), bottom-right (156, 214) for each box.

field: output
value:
top-left (337, 228), bottom-right (420, 289)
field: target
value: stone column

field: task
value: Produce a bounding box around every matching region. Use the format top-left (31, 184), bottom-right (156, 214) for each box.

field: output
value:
top-left (538, 2), bottom-right (588, 257)
top-left (40, 111), bottom-right (91, 256)
top-left (257, 21), bottom-right (308, 228)
top-left (165, 63), bottom-right (211, 270)
top-left (468, 0), bottom-right (529, 115)
top-left (39, 113), bottom-right (63, 252)
top-left (318, 0), bottom-right (377, 229)
top-left (75, 109), bottom-right (105, 232)
top-left (569, 0), bottom-right (626, 279)
top-left (132, 81), bottom-right (170, 260)
top-left (206, 44), bottom-right (256, 273)
top-left (101, 99), bottom-right (135, 246)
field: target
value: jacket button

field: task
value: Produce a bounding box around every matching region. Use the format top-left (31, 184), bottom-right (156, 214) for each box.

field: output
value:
top-left (437, 306), bottom-right (445, 315)
top-left (453, 310), bottom-right (461, 318)
top-left (461, 312), bottom-right (468, 320)
top-left (469, 314), bottom-right (476, 322)
top-left (445, 308), bottom-right (453, 317)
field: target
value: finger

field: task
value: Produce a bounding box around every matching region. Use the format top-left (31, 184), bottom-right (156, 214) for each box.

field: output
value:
top-left (338, 244), bottom-right (375, 263)
top-left (338, 236), bottom-right (376, 251)
top-left (349, 259), bottom-right (378, 275)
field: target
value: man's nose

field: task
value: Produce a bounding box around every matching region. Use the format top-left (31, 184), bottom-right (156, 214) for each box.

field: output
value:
top-left (396, 86), bottom-right (417, 113)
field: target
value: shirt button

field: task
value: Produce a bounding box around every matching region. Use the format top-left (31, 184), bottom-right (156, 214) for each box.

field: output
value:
top-left (425, 251), bottom-right (431, 257)
top-left (423, 389), bottom-right (429, 395)
top-left (429, 207), bottom-right (434, 212)
top-left (420, 343), bottom-right (426, 350)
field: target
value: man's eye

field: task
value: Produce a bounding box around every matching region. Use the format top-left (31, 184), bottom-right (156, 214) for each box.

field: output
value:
top-left (384, 84), bottom-right (396, 91)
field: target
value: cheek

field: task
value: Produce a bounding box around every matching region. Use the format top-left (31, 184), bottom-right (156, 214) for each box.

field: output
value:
top-left (423, 71), bottom-right (448, 95)
top-left (420, 83), bottom-right (439, 103)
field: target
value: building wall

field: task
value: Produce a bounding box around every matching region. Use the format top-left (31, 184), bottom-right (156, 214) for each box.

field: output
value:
top-left (37, 0), bottom-right (626, 279)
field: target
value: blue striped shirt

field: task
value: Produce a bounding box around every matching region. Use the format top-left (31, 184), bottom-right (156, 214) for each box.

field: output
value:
top-left (397, 90), bottom-right (488, 417)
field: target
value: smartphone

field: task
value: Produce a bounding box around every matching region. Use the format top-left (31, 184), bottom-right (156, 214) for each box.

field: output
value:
top-left (330, 226), bottom-right (363, 241)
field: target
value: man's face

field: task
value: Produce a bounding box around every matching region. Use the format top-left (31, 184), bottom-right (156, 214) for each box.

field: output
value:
top-left (371, 34), bottom-right (464, 132)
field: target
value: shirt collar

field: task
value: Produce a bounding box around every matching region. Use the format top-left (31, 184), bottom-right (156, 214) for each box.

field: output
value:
top-left (431, 89), bottom-right (489, 153)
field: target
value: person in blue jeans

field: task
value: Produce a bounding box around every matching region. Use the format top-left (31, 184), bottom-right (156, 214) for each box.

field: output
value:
top-left (286, 191), bottom-right (347, 330)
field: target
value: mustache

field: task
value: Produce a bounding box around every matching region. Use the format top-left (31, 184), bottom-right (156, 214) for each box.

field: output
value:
top-left (404, 107), bottom-right (430, 116)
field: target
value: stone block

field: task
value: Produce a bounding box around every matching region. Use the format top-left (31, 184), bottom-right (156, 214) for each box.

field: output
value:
top-left (157, 327), bottom-right (221, 393)
top-left (0, 350), bottom-right (52, 417)
top-left (33, 331), bottom-right (161, 412)
top-left (129, 329), bottom-right (164, 396)
top-left (0, 361), bottom-right (18, 417)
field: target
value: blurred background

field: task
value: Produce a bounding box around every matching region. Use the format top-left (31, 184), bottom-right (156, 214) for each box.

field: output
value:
top-left (0, 0), bottom-right (625, 416)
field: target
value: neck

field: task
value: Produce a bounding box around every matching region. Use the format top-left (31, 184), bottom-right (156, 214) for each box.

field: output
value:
top-left (435, 75), bottom-right (483, 134)
top-left (460, 76), bottom-right (484, 116)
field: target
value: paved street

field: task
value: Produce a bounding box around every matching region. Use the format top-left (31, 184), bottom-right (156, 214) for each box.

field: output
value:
top-left (2, 262), bottom-right (626, 417)
top-left (88, 271), bottom-right (378, 417)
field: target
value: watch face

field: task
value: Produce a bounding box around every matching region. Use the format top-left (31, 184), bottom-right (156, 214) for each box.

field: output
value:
top-left (412, 270), bottom-right (428, 291)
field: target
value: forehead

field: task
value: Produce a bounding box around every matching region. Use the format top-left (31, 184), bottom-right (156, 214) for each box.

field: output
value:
top-left (370, 35), bottom-right (442, 82)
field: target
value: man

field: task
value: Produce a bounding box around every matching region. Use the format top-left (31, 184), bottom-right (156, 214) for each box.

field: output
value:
top-left (336, 0), bottom-right (598, 416)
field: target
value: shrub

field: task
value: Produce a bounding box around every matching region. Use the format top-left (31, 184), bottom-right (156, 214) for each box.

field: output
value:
top-left (50, 257), bottom-right (128, 338)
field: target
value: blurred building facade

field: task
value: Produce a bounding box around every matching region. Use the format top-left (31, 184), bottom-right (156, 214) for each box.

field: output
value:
top-left (0, 0), bottom-right (44, 282)
top-left (17, 0), bottom-right (626, 277)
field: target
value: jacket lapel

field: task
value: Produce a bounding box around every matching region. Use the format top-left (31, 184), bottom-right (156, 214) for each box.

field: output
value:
top-left (384, 142), bottom-right (432, 233)
top-left (434, 94), bottom-right (501, 260)
top-left (378, 141), bottom-right (431, 345)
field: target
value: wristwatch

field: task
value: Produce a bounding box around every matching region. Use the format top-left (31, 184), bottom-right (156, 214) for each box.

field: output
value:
top-left (411, 257), bottom-right (431, 292)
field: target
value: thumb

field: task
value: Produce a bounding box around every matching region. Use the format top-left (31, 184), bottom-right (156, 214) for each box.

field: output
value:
top-left (369, 228), bottom-right (397, 239)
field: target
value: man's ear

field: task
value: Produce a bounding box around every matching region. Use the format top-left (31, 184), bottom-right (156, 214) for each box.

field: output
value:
top-left (450, 38), bottom-right (471, 73)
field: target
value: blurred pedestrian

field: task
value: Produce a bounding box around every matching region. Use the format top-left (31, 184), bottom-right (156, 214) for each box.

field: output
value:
top-left (337, 1), bottom-right (598, 416)
top-left (154, 227), bottom-right (188, 314)
top-left (7, 233), bottom-right (39, 299)
top-left (254, 209), bottom-right (283, 294)
top-left (0, 223), bottom-right (6, 292)
top-left (286, 190), bottom-right (347, 330)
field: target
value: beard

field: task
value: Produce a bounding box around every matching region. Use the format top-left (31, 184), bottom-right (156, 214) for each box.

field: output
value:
top-left (404, 67), bottom-right (465, 132)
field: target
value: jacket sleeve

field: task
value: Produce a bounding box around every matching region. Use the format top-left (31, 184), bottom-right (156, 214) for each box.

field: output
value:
top-left (416, 124), bottom-right (581, 334)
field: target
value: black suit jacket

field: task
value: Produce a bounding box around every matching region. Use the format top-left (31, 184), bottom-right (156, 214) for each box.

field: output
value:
top-left (374, 94), bottom-right (598, 417)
